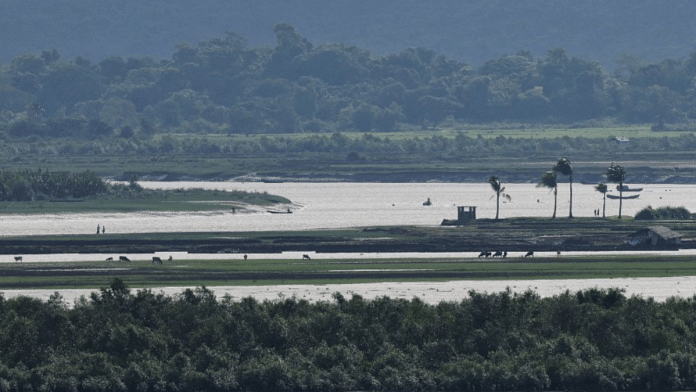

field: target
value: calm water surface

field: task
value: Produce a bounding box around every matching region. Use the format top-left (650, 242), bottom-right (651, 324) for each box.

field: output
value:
top-left (0, 182), bottom-right (692, 236)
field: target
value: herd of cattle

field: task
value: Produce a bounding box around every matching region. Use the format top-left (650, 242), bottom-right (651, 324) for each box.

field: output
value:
top-left (12, 251), bottom-right (546, 263)
top-left (478, 251), bottom-right (536, 258)
top-left (103, 255), bottom-right (174, 264)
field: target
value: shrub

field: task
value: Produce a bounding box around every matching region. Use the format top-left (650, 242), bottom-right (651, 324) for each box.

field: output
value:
top-left (635, 206), bottom-right (692, 220)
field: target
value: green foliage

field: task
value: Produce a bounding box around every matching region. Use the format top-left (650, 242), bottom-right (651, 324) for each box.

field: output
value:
top-left (635, 205), bottom-right (692, 220)
top-left (3, 23), bottom-right (696, 140)
top-left (0, 168), bottom-right (106, 201)
top-left (2, 284), bottom-right (696, 390)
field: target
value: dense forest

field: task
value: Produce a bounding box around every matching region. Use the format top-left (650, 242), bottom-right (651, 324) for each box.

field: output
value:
top-left (2, 280), bottom-right (696, 391)
top-left (1, 23), bottom-right (696, 143)
top-left (3, 0), bottom-right (696, 68)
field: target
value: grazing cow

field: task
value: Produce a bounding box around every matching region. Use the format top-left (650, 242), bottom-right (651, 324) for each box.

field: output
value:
top-left (105, 257), bottom-right (113, 261)
top-left (478, 251), bottom-right (492, 258)
top-left (168, 255), bottom-right (173, 261)
top-left (152, 256), bottom-right (163, 265)
top-left (503, 251), bottom-right (508, 258)
top-left (524, 251), bottom-right (534, 258)
top-left (557, 251), bottom-right (561, 256)
top-left (302, 254), bottom-right (311, 260)
top-left (492, 251), bottom-right (503, 258)
top-left (119, 256), bottom-right (130, 262)
top-left (14, 256), bottom-right (22, 262)
top-left (243, 254), bottom-right (248, 260)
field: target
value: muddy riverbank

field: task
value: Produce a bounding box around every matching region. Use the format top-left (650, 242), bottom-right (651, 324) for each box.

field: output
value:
top-left (2, 219), bottom-right (694, 255)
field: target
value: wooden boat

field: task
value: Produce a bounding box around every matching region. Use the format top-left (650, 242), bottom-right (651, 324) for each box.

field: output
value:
top-left (617, 185), bottom-right (643, 192)
top-left (607, 193), bottom-right (640, 200)
top-left (267, 208), bottom-right (292, 214)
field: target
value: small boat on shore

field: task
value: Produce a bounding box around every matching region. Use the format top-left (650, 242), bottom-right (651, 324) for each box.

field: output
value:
top-left (607, 193), bottom-right (640, 200)
top-left (267, 208), bottom-right (293, 214)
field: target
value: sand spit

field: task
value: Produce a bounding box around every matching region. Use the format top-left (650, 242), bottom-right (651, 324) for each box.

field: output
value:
top-left (3, 277), bottom-right (696, 306)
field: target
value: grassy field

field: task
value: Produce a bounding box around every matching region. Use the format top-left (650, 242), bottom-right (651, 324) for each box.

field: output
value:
top-left (3, 125), bottom-right (696, 183)
top-left (1, 253), bottom-right (695, 290)
top-left (0, 188), bottom-right (291, 214)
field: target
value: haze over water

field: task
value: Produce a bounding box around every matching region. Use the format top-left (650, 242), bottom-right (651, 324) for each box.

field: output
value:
top-left (0, 182), bottom-right (691, 237)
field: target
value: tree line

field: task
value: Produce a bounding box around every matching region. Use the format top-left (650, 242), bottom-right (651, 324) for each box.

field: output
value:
top-left (1, 24), bottom-right (696, 140)
top-left (1, 279), bottom-right (696, 391)
top-left (0, 169), bottom-right (107, 201)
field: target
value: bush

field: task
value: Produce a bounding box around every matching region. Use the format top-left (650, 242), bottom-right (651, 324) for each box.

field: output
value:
top-left (635, 206), bottom-right (692, 220)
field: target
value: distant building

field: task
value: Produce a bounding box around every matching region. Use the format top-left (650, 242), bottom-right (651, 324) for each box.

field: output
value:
top-left (611, 136), bottom-right (630, 143)
top-left (457, 206), bottom-right (477, 224)
top-left (441, 206), bottom-right (477, 226)
top-left (629, 226), bottom-right (682, 247)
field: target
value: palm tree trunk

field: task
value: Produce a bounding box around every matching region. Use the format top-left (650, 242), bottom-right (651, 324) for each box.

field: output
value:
top-left (568, 174), bottom-right (573, 218)
top-left (618, 181), bottom-right (623, 219)
top-left (552, 187), bottom-right (557, 219)
top-left (602, 194), bottom-right (606, 218)
top-left (495, 192), bottom-right (500, 220)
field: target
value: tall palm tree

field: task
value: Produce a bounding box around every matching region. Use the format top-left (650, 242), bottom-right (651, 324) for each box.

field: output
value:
top-left (488, 175), bottom-right (511, 220)
top-left (554, 158), bottom-right (573, 218)
top-left (594, 182), bottom-right (607, 218)
top-left (605, 162), bottom-right (627, 219)
top-left (537, 170), bottom-right (558, 218)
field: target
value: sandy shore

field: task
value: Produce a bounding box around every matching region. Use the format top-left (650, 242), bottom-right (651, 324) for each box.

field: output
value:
top-left (3, 276), bottom-right (696, 305)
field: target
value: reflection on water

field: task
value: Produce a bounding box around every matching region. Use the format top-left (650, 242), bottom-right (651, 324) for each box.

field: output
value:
top-left (0, 182), bottom-right (693, 236)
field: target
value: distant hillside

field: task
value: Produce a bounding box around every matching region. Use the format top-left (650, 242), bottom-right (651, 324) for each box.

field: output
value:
top-left (2, 0), bottom-right (696, 68)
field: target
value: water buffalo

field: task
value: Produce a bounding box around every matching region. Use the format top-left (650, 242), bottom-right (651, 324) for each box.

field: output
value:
top-left (302, 254), bottom-right (311, 260)
top-left (14, 256), bottom-right (22, 262)
top-left (105, 257), bottom-right (113, 261)
top-left (478, 251), bottom-right (492, 258)
top-left (524, 251), bottom-right (534, 258)
top-left (119, 256), bottom-right (130, 262)
top-left (492, 251), bottom-right (503, 258)
top-left (152, 256), bottom-right (162, 265)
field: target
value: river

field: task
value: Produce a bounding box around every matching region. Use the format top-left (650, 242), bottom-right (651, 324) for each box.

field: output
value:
top-left (0, 182), bottom-right (692, 236)
top-left (2, 181), bottom-right (695, 303)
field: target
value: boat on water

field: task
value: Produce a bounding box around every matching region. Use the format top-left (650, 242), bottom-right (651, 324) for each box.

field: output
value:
top-left (607, 193), bottom-right (640, 200)
top-left (617, 185), bottom-right (643, 192)
top-left (423, 198), bottom-right (432, 206)
top-left (267, 208), bottom-right (292, 214)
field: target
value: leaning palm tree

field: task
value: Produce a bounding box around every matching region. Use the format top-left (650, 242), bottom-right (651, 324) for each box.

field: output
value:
top-left (537, 170), bottom-right (558, 218)
top-left (605, 162), bottom-right (627, 219)
top-left (554, 158), bottom-right (573, 218)
top-left (594, 182), bottom-right (608, 218)
top-left (488, 175), bottom-right (511, 220)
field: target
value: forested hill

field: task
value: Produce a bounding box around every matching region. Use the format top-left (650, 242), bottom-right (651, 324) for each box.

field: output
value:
top-left (3, 22), bottom-right (696, 140)
top-left (2, 0), bottom-right (696, 68)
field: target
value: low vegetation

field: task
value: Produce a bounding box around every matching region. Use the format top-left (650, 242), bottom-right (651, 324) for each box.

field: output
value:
top-left (1, 279), bottom-right (696, 391)
top-left (0, 168), bottom-right (289, 213)
top-left (635, 206), bottom-right (692, 220)
top-left (1, 253), bottom-right (696, 289)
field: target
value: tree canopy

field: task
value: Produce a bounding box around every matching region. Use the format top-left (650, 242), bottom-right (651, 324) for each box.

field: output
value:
top-left (2, 25), bottom-right (696, 141)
